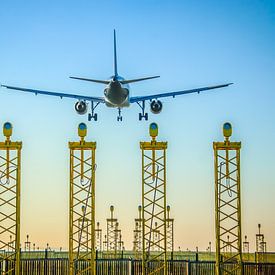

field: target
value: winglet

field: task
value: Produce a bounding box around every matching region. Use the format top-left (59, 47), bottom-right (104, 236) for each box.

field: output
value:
top-left (114, 29), bottom-right (118, 78)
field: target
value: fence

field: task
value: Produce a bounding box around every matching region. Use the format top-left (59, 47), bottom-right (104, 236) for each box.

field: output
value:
top-left (1, 258), bottom-right (275, 274)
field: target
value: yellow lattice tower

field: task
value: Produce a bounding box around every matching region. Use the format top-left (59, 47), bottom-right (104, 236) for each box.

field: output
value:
top-left (213, 122), bottom-right (243, 275)
top-left (140, 122), bottom-right (167, 275)
top-left (69, 123), bottom-right (96, 275)
top-left (133, 205), bottom-right (142, 259)
top-left (106, 205), bottom-right (118, 256)
top-left (0, 122), bottom-right (22, 275)
top-left (166, 206), bottom-right (174, 255)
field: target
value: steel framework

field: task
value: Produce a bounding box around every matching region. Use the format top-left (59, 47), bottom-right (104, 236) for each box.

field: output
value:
top-left (0, 122), bottom-right (22, 275)
top-left (140, 123), bottom-right (167, 275)
top-left (213, 122), bottom-right (243, 275)
top-left (69, 123), bottom-right (96, 275)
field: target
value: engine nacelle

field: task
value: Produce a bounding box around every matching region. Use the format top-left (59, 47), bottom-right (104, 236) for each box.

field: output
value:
top-left (150, 100), bottom-right (163, 114)
top-left (75, 101), bottom-right (88, 115)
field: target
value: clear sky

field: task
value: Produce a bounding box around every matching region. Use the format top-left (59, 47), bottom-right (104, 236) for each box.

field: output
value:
top-left (0, 0), bottom-right (274, 252)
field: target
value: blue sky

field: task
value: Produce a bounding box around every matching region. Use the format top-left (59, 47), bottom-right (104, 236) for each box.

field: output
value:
top-left (0, 0), bottom-right (274, 251)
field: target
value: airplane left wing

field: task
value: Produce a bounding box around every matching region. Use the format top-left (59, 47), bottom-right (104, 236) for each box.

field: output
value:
top-left (130, 83), bottom-right (233, 103)
top-left (1, 85), bottom-right (105, 103)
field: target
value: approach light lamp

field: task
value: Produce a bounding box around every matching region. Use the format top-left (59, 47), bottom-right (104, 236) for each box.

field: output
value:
top-left (149, 122), bottom-right (158, 138)
top-left (223, 122), bottom-right (232, 139)
top-left (3, 122), bottom-right (12, 138)
top-left (78, 122), bottom-right (87, 138)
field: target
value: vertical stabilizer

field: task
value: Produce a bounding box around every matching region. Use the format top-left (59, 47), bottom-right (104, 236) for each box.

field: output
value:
top-left (113, 29), bottom-right (118, 77)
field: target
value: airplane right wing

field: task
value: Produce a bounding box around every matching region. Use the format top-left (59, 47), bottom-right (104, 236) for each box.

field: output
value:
top-left (1, 85), bottom-right (105, 103)
top-left (130, 83), bottom-right (233, 103)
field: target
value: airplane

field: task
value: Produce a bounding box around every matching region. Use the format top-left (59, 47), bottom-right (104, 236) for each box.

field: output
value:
top-left (1, 30), bottom-right (232, 121)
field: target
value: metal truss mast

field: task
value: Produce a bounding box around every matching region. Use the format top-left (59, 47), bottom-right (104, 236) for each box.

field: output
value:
top-left (0, 122), bottom-right (22, 275)
top-left (213, 122), bottom-right (243, 275)
top-left (140, 123), bottom-right (167, 275)
top-left (69, 123), bottom-right (96, 275)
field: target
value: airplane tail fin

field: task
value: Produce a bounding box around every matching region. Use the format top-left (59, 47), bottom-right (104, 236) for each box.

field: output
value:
top-left (114, 29), bottom-right (118, 78)
top-left (70, 30), bottom-right (160, 85)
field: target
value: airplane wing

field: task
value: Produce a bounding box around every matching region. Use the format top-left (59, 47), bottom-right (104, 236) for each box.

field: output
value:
top-left (1, 85), bottom-right (105, 103)
top-left (130, 83), bottom-right (233, 103)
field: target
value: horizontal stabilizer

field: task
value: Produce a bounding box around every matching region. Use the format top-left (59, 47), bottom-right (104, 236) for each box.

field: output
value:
top-left (121, 76), bottom-right (160, 84)
top-left (70, 76), bottom-right (109, 84)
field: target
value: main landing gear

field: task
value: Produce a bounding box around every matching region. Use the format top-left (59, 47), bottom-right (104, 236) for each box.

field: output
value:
top-left (88, 101), bottom-right (100, 121)
top-left (137, 101), bottom-right (148, 121)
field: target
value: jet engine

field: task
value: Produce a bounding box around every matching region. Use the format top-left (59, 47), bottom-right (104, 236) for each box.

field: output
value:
top-left (150, 100), bottom-right (163, 114)
top-left (75, 100), bottom-right (88, 115)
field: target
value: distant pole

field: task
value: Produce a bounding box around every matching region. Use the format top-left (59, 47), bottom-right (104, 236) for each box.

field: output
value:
top-left (256, 223), bottom-right (267, 263)
top-left (95, 222), bottom-right (102, 252)
top-left (133, 205), bottom-right (142, 259)
top-left (243, 235), bottom-right (249, 254)
top-left (166, 205), bottom-right (174, 257)
top-left (106, 205), bottom-right (118, 256)
top-left (25, 234), bottom-right (31, 252)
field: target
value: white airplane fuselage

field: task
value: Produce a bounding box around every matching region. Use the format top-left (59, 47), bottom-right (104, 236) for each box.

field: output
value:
top-left (104, 76), bottom-right (130, 107)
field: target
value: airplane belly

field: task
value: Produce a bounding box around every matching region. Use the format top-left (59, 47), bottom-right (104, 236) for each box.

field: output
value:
top-left (105, 87), bottom-right (129, 107)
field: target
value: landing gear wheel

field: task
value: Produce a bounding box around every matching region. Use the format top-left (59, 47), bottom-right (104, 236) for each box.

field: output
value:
top-left (145, 113), bottom-right (148, 121)
top-left (137, 101), bottom-right (148, 121)
top-left (138, 112), bottom-right (148, 121)
top-left (88, 113), bottom-right (98, 121)
top-left (87, 101), bottom-right (100, 122)
top-left (117, 108), bottom-right (122, 122)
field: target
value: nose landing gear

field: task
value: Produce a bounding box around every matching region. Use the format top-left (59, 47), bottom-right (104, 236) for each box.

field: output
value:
top-left (117, 108), bottom-right (123, 121)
